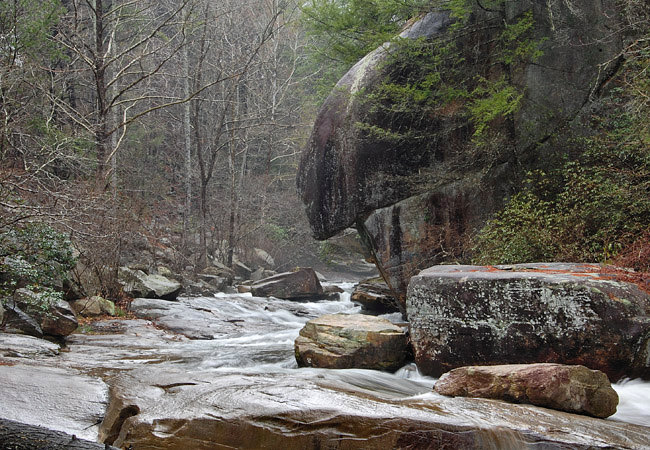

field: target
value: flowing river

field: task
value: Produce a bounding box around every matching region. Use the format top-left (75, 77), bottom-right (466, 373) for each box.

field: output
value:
top-left (1, 280), bottom-right (649, 447)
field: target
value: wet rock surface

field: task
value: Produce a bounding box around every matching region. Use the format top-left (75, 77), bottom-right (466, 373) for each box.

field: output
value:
top-left (0, 363), bottom-right (108, 441)
top-left (99, 366), bottom-right (650, 450)
top-left (294, 313), bottom-right (407, 370)
top-left (434, 363), bottom-right (619, 418)
top-left (407, 263), bottom-right (650, 380)
top-left (0, 286), bottom-right (648, 448)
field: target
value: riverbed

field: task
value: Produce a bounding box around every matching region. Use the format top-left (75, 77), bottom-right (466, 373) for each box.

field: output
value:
top-left (1, 281), bottom-right (649, 447)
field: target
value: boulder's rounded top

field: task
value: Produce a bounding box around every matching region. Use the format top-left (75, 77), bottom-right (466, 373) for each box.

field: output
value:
top-left (415, 263), bottom-right (645, 287)
top-left (309, 313), bottom-right (403, 333)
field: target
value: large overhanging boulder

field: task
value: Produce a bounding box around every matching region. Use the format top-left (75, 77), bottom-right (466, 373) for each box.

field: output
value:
top-left (407, 263), bottom-right (650, 381)
top-left (297, 1), bottom-right (627, 301)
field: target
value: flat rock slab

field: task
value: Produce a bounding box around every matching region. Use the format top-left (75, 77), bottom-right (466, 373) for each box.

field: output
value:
top-left (0, 364), bottom-right (108, 441)
top-left (295, 313), bottom-right (407, 371)
top-left (407, 263), bottom-right (650, 380)
top-left (434, 363), bottom-right (619, 418)
top-left (0, 332), bottom-right (60, 358)
top-left (99, 367), bottom-right (650, 449)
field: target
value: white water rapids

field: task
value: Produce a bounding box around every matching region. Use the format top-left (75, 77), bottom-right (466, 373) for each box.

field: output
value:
top-left (181, 281), bottom-right (650, 428)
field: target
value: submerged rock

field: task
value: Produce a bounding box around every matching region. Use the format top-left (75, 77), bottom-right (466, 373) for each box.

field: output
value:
top-left (294, 313), bottom-right (407, 371)
top-left (251, 267), bottom-right (323, 300)
top-left (407, 263), bottom-right (650, 380)
top-left (99, 367), bottom-right (650, 449)
top-left (434, 363), bottom-right (619, 418)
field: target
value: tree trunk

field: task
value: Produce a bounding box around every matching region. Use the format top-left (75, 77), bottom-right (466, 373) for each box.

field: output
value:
top-left (182, 45), bottom-right (193, 247)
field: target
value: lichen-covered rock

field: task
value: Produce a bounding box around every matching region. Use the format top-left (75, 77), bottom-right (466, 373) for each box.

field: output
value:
top-left (70, 296), bottom-right (116, 317)
top-left (297, 2), bottom-right (628, 300)
top-left (351, 277), bottom-right (401, 315)
top-left (118, 267), bottom-right (182, 300)
top-left (434, 363), bottom-right (619, 418)
top-left (250, 267), bottom-right (323, 300)
top-left (294, 313), bottom-right (407, 371)
top-left (407, 263), bottom-right (650, 381)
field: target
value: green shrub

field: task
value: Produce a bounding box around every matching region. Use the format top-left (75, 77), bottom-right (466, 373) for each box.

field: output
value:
top-left (0, 223), bottom-right (76, 312)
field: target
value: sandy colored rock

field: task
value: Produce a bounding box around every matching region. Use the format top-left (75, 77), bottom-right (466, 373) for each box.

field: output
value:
top-left (294, 313), bottom-right (407, 371)
top-left (71, 296), bottom-right (116, 317)
top-left (434, 363), bottom-right (619, 418)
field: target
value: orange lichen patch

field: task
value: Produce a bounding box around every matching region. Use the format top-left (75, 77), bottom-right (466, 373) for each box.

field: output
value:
top-left (474, 264), bottom-right (649, 294)
top-left (0, 359), bottom-right (16, 366)
top-left (598, 266), bottom-right (650, 295)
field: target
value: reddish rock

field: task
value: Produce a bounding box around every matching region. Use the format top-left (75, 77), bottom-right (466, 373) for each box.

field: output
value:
top-left (294, 313), bottom-right (407, 371)
top-left (250, 267), bottom-right (323, 300)
top-left (407, 263), bottom-right (650, 381)
top-left (434, 363), bottom-right (619, 418)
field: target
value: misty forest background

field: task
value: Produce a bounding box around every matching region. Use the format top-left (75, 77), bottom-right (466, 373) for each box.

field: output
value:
top-left (1, 0), bottom-right (648, 305)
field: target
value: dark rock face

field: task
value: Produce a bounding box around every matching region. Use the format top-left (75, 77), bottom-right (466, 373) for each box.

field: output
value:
top-left (407, 264), bottom-right (650, 381)
top-left (2, 289), bottom-right (78, 337)
top-left (250, 268), bottom-right (323, 300)
top-left (294, 313), bottom-right (408, 371)
top-left (297, 1), bottom-right (626, 301)
top-left (434, 363), bottom-right (619, 418)
top-left (351, 277), bottom-right (401, 315)
top-left (40, 299), bottom-right (78, 336)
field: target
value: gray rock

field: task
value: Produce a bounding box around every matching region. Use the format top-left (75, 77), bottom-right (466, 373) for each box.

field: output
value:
top-left (251, 267), bottom-right (323, 300)
top-left (434, 363), bottom-right (619, 418)
top-left (0, 364), bottom-right (108, 441)
top-left (1, 304), bottom-right (43, 338)
top-left (407, 263), bottom-right (650, 381)
top-left (351, 277), bottom-right (401, 315)
top-left (0, 332), bottom-right (60, 358)
top-left (40, 299), bottom-right (78, 336)
top-left (119, 267), bottom-right (182, 300)
top-left (295, 313), bottom-right (408, 371)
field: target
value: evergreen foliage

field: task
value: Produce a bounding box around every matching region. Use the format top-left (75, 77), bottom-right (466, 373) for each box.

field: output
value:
top-left (0, 223), bottom-right (76, 313)
top-left (474, 55), bottom-right (650, 266)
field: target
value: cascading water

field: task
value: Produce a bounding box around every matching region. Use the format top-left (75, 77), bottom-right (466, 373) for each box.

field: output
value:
top-left (151, 281), bottom-right (650, 428)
